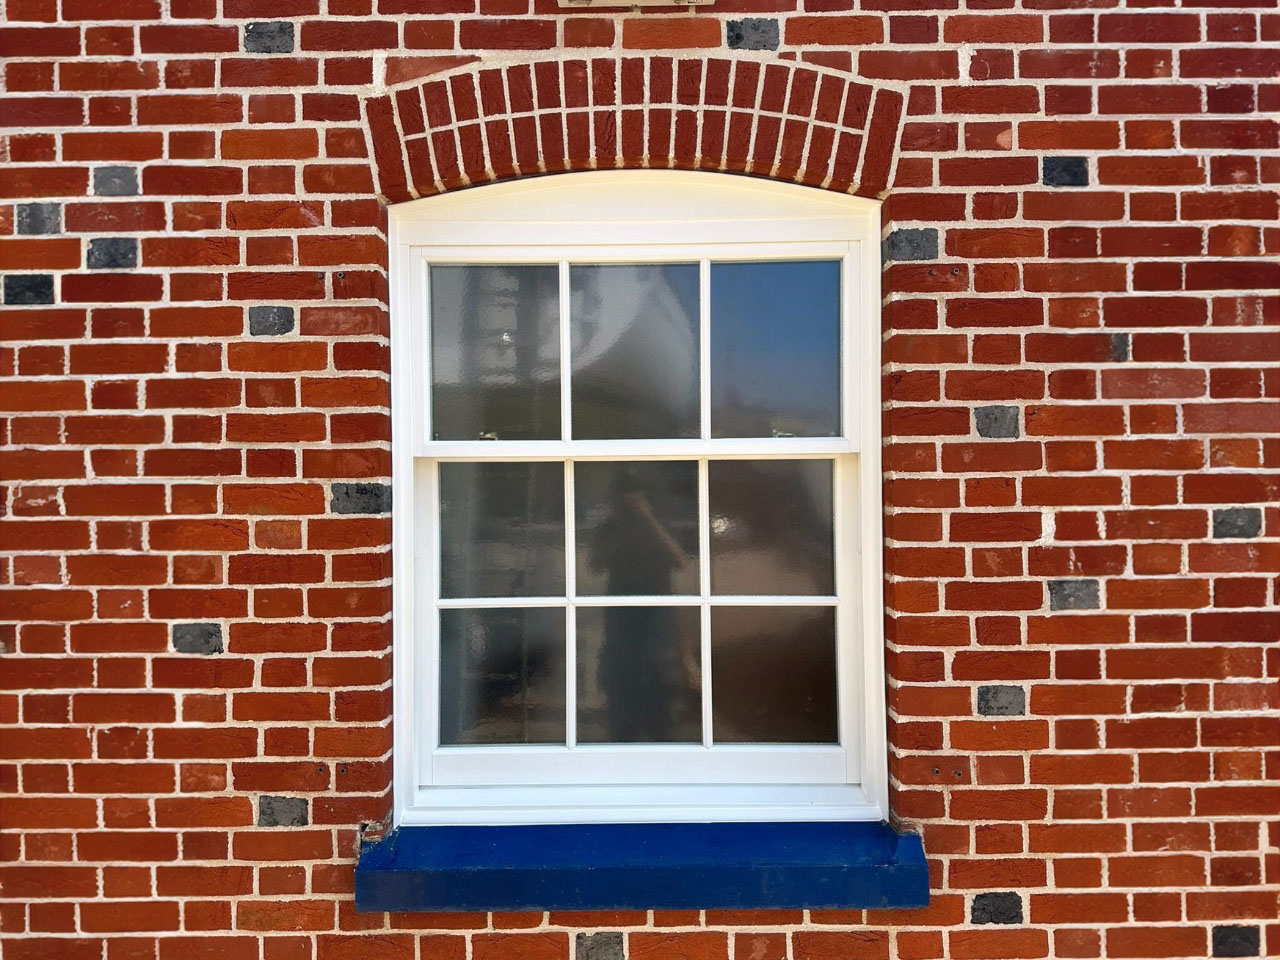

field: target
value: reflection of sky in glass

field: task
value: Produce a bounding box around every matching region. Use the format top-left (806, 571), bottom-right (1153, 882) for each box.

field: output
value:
top-left (711, 261), bottom-right (841, 438)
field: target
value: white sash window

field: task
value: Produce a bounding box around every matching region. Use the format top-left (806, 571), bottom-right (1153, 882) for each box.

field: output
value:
top-left (390, 172), bottom-right (886, 825)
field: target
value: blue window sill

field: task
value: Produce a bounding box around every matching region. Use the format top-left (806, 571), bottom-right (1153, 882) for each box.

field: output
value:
top-left (355, 821), bottom-right (928, 912)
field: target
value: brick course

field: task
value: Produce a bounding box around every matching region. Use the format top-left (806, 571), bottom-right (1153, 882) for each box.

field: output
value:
top-left (1, 2), bottom-right (1277, 959)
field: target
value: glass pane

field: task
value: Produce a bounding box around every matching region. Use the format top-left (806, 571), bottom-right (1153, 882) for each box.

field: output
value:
top-left (430, 264), bottom-right (560, 440)
top-left (438, 462), bottom-right (565, 599)
top-left (575, 460), bottom-right (699, 596)
top-left (711, 260), bottom-right (841, 438)
top-left (712, 606), bottom-right (837, 744)
top-left (575, 606), bottom-right (701, 744)
top-left (438, 608), bottom-right (566, 745)
top-left (570, 263), bottom-right (700, 440)
top-left (709, 459), bottom-right (834, 596)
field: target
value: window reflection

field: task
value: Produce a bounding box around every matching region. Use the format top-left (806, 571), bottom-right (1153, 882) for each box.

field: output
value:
top-left (709, 459), bottom-right (834, 596)
top-left (438, 608), bottom-right (566, 745)
top-left (438, 462), bottom-right (565, 599)
top-left (571, 264), bottom-right (700, 439)
top-left (576, 606), bottom-right (701, 744)
top-left (575, 460), bottom-right (699, 596)
top-left (711, 260), bottom-right (841, 438)
top-left (712, 606), bottom-right (837, 744)
top-left (431, 265), bottom-right (560, 440)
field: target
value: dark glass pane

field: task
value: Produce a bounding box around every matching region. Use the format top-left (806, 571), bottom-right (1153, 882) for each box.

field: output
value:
top-left (438, 462), bottom-right (565, 599)
top-left (438, 608), bottom-right (565, 745)
top-left (575, 460), bottom-right (699, 596)
top-left (576, 606), bottom-right (701, 744)
top-left (711, 260), bottom-right (840, 438)
top-left (570, 263), bottom-right (700, 439)
top-left (712, 606), bottom-right (837, 744)
top-left (430, 265), bottom-right (560, 440)
top-left (709, 459), bottom-right (834, 596)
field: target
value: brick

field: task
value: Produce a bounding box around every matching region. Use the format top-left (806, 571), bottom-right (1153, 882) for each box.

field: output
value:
top-left (974, 406), bottom-right (1019, 439)
top-left (727, 20), bottom-right (779, 52)
top-left (258, 795), bottom-right (308, 827)
top-left (4, 275), bottom-right (56, 305)
top-left (1212, 508), bottom-right (1261, 539)
top-left (971, 891), bottom-right (1023, 925)
top-left (885, 228), bottom-right (938, 262)
top-left (244, 21), bottom-right (293, 53)
top-left (330, 483), bottom-right (392, 515)
top-left (977, 686), bottom-right (1025, 717)
top-left (87, 237), bottom-right (138, 270)
top-left (1043, 156), bottom-right (1089, 187)
top-left (93, 166), bottom-right (139, 197)
top-left (575, 933), bottom-right (624, 960)
top-left (1212, 926), bottom-right (1260, 958)
top-left (16, 202), bottom-right (61, 234)
top-left (172, 622), bottom-right (224, 656)
top-left (1048, 580), bottom-right (1100, 611)
top-left (249, 305), bottom-right (296, 336)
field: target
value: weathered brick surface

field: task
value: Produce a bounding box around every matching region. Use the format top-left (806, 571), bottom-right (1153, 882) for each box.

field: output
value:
top-left (1, 2), bottom-right (1277, 959)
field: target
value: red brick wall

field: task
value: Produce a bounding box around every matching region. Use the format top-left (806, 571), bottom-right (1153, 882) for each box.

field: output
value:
top-left (2, 2), bottom-right (1278, 959)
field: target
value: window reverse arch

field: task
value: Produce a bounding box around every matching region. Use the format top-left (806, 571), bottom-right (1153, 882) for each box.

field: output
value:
top-left (389, 171), bottom-right (885, 827)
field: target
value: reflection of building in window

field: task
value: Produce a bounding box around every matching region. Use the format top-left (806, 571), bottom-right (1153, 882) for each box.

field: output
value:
top-left (431, 265), bottom-right (560, 440)
top-left (439, 607), bottom-right (566, 745)
top-left (571, 264), bottom-right (700, 439)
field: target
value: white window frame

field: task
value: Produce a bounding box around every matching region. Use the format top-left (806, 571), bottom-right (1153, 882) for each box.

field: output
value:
top-left (389, 171), bottom-right (885, 826)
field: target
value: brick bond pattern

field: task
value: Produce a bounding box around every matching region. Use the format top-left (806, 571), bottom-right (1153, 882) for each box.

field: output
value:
top-left (0, 2), bottom-right (1277, 960)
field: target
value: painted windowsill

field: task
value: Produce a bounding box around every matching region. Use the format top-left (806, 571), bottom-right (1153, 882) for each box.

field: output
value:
top-left (354, 821), bottom-right (929, 912)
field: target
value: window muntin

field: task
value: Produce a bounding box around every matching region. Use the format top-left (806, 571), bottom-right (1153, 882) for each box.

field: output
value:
top-left (392, 173), bottom-right (884, 826)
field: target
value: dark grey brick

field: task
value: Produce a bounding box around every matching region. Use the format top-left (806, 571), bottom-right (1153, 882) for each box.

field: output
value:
top-left (577, 932), bottom-right (624, 960)
top-left (94, 166), bottom-right (139, 197)
top-left (249, 305), bottom-right (295, 336)
top-left (726, 18), bottom-right (779, 51)
top-left (1049, 579), bottom-right (1100, 611)
top-left (975, 405), bottom-right (1019, 439)
top-left (258, 795), bottom-right (309, 827)
top-left (1042, 156), bottom-right (1088, 187)
top-left (1110, 332), bottom-right (1130, 362)
top-left (977, 685), bottom-right (1025, 717)
top-left (16, 202), bottom-right (61, 235)
top-left (244, 21), bottom-right (294, 54)
top-left (1213, 508), bottom-right (1261, 539)
top-left (885, 228), bottom-right (938, 262)
top-left (172, 622), bottom-right (224, 655)
top-left (1212, 925), bottom-right (1260, 958)
top-left (3, 274), bottom-right (54, 305)
top-left (331, 483), bottom-right (392, 515)
top-left (971, 891), bottom-right (1023, 925)
top-left (87, 237), bottom-right (138, 270)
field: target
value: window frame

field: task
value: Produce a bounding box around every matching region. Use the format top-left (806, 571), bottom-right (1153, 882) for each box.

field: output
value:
top-left (389, 171), bottom-right (885, 827)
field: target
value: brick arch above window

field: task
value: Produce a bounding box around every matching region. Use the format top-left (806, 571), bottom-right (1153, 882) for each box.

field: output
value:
top-left (362, 56), bottom-right (904, 204)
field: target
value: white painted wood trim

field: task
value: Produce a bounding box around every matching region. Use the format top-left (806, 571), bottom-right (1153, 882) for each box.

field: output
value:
top-left (390, 171), bottom-right (886, 826)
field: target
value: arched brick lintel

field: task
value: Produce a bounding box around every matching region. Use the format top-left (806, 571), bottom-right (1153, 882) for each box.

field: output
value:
top-left (362, 56), bottom-right (904, 205)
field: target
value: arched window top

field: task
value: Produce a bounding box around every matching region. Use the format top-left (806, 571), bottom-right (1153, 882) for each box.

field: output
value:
top-left (390, 170), bottom-right (881, 248)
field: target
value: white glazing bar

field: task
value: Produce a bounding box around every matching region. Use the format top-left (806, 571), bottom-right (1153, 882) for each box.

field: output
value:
top-left (436, 594), bottom-right (837, 608)
top-left (559, 260), bottom-right (572, 441)
top-left (436, 596), bottom-right (571, 609)
top-left (565, 458), bottom-right (577, 748)
top-left (421, 438), bottom-right (855, 460)
top-left (707, 595), bottom-right (839, 605)
top-left (418, 255), bottom-right (433, 446)
top-left (699, 258), bottom-right (711, 441)
top-left (699, 456), bottom-right (712, 748)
